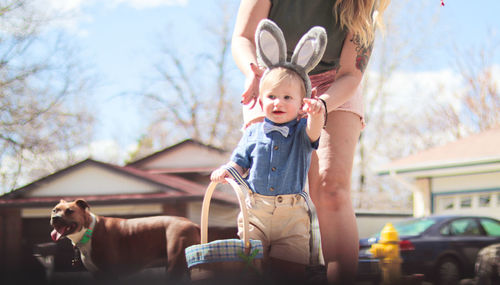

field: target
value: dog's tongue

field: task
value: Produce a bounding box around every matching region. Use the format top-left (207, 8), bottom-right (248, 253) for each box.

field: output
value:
top-left (51, 227), bottom-right (67, 241)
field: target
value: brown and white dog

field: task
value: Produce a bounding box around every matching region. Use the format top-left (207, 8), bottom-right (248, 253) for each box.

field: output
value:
top-left (50, 199), bottom-right (200, 281)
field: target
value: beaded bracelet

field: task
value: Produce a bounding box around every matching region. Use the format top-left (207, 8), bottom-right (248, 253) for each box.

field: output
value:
top-left (318, 98), bottom-right (328, 129)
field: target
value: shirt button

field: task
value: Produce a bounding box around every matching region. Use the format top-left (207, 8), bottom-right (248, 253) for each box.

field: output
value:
top-left (274, 145), bottom-right (279, 150)
top-left (271, 167), bottom-right (276, 171)
top-left (270, 187), bottom-right (274, 192)
top-left (277, 196), bottom-right (283, 203)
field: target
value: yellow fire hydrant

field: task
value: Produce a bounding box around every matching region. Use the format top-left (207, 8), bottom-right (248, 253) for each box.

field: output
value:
top-left (369, 223), bottom-right (403, 285)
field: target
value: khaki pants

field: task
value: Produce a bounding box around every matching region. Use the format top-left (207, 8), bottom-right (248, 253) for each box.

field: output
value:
top-left (238, 193), bottom-right (311, 265)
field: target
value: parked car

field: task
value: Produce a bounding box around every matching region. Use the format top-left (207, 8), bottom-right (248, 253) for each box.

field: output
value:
top-left (357, 215), bottom-right (500, 285)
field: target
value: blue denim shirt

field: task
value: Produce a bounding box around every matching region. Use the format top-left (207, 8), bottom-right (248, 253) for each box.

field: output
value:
top-left (230, 118), bottom-right (319, 196)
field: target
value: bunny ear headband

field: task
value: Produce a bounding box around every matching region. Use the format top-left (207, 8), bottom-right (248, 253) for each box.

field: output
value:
top-left (255, 19), bottom-right (327, 98)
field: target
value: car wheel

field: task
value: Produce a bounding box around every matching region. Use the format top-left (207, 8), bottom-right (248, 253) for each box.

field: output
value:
top-left (435, 257), bottom-right (460, 285)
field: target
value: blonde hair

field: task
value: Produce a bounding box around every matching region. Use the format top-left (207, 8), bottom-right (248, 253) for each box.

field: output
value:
top-left (334, 0), bottom-right (390, 48)
top-left (260, 67), bottom-right (306, 98)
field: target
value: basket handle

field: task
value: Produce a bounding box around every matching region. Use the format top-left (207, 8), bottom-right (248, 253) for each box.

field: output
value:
top-left (200, 179), bottom-right (250, 249)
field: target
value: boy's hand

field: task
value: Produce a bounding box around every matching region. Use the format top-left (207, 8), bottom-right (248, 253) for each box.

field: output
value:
top-left (210, 167), bottom-right (230, 183)
top-left (303, 97), bottom-right (326, 142)
top-left (302, 98), bottom-right (325, 117)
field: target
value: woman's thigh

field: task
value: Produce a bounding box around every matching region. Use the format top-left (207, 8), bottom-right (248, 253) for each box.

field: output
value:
top-left (309, 110), bottom-right (362, 209)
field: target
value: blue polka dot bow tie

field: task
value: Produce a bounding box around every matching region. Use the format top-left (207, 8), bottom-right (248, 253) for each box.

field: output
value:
top-left (263, 122), bottom-right (289, 137)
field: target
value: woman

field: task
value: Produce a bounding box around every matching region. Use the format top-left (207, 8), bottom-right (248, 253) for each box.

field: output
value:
top-left (231, 0), bottom-right (389, 284)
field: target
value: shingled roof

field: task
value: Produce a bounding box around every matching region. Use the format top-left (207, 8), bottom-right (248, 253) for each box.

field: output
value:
top-left (378, 126), bottom-right (500, 177)
top-left (0, 139), bottom-right (236, 207)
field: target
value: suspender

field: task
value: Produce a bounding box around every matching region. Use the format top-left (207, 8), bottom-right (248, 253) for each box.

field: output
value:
top-left (224, 165), bottom-right (252, 192)
top-left (301, 181), bottom-right (325, 266)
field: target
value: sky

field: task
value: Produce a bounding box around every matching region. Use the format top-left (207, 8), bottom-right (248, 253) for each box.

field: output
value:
top-left (40, 0), bottom-right (500, 162)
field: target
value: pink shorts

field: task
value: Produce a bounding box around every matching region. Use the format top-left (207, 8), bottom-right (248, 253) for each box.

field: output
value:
top-left (242, 69), bottom-right (365, 128)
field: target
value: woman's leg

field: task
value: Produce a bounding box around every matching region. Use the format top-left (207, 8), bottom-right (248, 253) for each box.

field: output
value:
top-left (309, 111), bottom-right (362, 284)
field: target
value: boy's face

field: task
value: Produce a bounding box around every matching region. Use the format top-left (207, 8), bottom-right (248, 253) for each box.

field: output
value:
top-left (260, 76), bottom-right (304, 124)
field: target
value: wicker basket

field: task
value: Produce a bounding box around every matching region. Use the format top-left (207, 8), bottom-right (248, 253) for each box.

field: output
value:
top-left (185, 179), bottom-right (264, 283)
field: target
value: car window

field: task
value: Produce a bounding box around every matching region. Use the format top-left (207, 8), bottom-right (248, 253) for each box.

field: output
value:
top-left (441, 218), bottom-right (481, 236)
top-left (479, 218), bottom-right (500, 237)
top-left (393, 218), bottom-right (436, 236)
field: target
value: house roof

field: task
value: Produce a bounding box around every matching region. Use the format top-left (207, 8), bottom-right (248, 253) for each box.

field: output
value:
top-left (127, 139), bottom-right (227, 169)
top-left (378, 126), bottom-right (500, 177)
top-left (0, 158), bottom-right (236, 208)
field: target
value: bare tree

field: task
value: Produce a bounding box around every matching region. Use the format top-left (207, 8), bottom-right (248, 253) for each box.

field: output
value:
top-left (355, 0), bottom-right (499, 211)
top-left (353, 0), bottom-right (441, 209)
top-left (432, 39), bottom-right (499, 138)
top-left (0, 0), bottom-right (95, 193)
top-left (135, 1), bottom-right (241, 159)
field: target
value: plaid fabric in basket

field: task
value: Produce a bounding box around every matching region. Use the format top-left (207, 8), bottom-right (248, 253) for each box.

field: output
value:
top-left (185, 239), bottom-right (263, 268)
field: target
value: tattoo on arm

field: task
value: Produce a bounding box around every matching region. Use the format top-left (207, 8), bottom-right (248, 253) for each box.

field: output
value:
top-left (350, 35), bottom-right (373, 73)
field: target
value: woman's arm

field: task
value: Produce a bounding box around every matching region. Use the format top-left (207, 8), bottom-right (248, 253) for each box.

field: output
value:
top-left (318, 32), bottom-right (372, 112)
top-left (232, 0), bottom-right (271, 104)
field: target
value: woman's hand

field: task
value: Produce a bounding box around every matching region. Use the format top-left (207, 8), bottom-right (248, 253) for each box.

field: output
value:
top-left (241, 63), bottom-right (265, 108)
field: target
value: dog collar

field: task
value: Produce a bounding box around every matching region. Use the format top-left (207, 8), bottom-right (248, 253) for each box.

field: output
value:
top-left (78, 213), bottom-right (96, 245)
